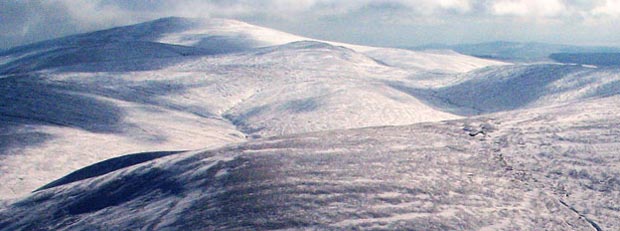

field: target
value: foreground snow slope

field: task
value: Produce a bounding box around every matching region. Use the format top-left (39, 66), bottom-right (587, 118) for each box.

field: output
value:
top-left (0, 17), bottom-right (503, 199)
top-left (2, 95), bottom-right (619, 230)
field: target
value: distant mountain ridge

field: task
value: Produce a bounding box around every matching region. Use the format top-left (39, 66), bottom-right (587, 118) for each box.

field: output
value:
top-left (550, 52), bottom-right (620, 66)
top-left (410, 41), bottom-right (620, 62)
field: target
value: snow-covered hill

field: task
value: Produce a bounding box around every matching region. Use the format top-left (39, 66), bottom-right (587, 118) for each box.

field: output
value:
top-left (0, 17), bottom-right (504, 199)
top-left (0, 17), bottom-right (504, 75)
top-left (2, 95), bottom-right (619, 230)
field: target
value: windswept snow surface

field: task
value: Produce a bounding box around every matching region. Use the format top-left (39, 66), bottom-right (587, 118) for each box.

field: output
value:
top-left (2, 96), bottom-right (620, 230)
top-left (0, 17), bottom-right (503, 199)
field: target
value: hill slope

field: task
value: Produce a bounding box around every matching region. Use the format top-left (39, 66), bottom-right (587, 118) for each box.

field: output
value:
top-left (2, 96), bottom-right (619, 230)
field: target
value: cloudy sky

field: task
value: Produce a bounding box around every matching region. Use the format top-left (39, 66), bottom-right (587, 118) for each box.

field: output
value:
top-left (1, 0), bottom-right (620, 49)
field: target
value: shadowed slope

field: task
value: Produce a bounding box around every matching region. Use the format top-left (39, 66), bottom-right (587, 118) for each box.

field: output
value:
top-left (36, 150), bottom-right (186, 191)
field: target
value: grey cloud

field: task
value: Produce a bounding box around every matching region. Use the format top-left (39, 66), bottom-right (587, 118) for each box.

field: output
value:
top-left (1, 0), bottom-right (619, 49)
top-left (0, 0), bottom-right (135, 49)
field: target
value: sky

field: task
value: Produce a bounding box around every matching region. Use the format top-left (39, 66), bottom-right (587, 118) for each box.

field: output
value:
top-left (1, 0), bottom-right (620, 49)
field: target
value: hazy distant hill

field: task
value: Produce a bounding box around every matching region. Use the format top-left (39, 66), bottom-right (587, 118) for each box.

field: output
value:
top-left (550, 52), bottom-right (620, 66)
top-left (411, 41), bottom-right (620, 62)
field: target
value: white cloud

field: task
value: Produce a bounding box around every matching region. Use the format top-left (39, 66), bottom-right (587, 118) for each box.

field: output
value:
top-left (591, 0), bottom-right (620, 17)
top-left (51, 0), bottom-right (134, 26)
top-left (377, 0), bottom-right (473, 14)
top-left (437, 0), bottom-right (473, 12)
top-left (491, 0), bottom-right (567, 17)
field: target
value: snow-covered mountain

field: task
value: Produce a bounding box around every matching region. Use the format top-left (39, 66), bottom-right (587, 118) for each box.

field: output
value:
top-left (1, 17), bottom-right (620, 230)
top-left (0, 17), bottom-right (502, 75)
top-left (0, 17), bottom-right (501, 200)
